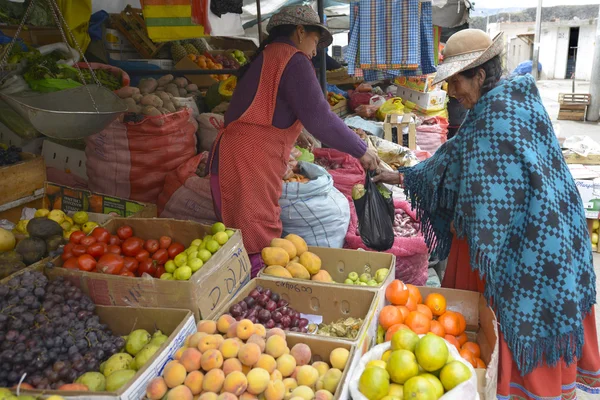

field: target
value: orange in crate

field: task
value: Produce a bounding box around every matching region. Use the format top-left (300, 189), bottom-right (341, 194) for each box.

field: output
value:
top-left (462, 342), bottom-right (481, 358)
top-left (405, 294), bottom-right (418, 312)
top-left (429, 320), bottom-right (446, 337)
top-left (379, 305), bottom-right (404, 330)
top-left (456, 332), bottom-right (468, 347)
top-left (444, 334), bottom-right (460, 350)
top-left (424, 293), bottom-right (447, 317)
top-left (459, 349), bottom-right (477, 368)
top-left (475, 357), bottom-right (487, 368)
top-left (396, 306), bottom-right (410, 321)
top-left (404, 311), bottom-right (431, 335)
top-left (385, 280), bottom-right (409, 305)
top-left (416, 304), bottom-right (433, 320)
top-left (385, 323), bottom-right (410, 342)
top-left (438, 310), bottom-right (466, 336)
top-left (406, 284), bottom-right (422, 304)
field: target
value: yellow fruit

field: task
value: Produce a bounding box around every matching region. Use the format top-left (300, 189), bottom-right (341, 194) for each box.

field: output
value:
top-left (381, 350), bottom-right (392, 363)
top-left (366, 360), bottom-right (387, 370)
top-left (262, 247), bottom-right (290, 267)
top-left (284, 234), bottom-right (308, 256)
top-left (48, 209), bottom-right (66, 225)
top-left (271, 238), bottom-right (297, 259)
top-left (403, 376), bottom-right (436, 400)
top-left (419, 373), bottom-right (444, 399)
top-left (329, 348), bottom-right (349, 370)
top-left (15, 219), bottom-right (29, 234)
top-left (414, 334), bottom-right (448, 372)
top-left (358, 366), bottom-right (390, 400)
top-left (391, 329), bottom-right (419, 353)
top-left (386, 350), bottom-right (418, 384)
top-left (311, 270), bottom-right (333, 283)
top-left (73, 211), bottom-right (89, 225)
top-left (263, 265), bottom-right (293, 278)
top-left (388, 383), bottom-right (404, 398)
top-left (82, 221), bottom-right (99, 234)
top-left (439, 361), bottom-right (471, 391)
top-left (64, 215), bottom-right (74, 225)
top-left (0, 228), bottom-right (16, 251)
top-left (60, 221), bottom-right (72, 232)
top-left (299, 252), bottom-right (321, 275)
top-left (34, 208), bottom-right (50, 218)
top-left (286, 262), bottom-right (310, 279)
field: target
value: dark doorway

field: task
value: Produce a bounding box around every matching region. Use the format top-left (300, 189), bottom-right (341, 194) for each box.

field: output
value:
top-left (566, 27), bottom-right (580, 79)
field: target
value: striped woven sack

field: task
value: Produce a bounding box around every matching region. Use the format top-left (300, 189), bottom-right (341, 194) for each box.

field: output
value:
top-left (142, 0), bottom-right (206, 42)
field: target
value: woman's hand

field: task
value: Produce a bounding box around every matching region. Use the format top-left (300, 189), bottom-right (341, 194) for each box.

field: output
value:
top-left (360, 148), bottom-right (380, 171)
top-left (373, 170), bottom-right (403, 185)
top-left (297, 130), bottom-right (318, 151)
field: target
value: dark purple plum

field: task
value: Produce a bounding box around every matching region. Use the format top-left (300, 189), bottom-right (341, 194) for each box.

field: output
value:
top-left (265, 300), bottom-right (277, 312)
top-left (298, 318), bottom-right (309, 328)
top-left (265, 319), bottom-right (275, 329)
top-left (300, 327), bottom-right (308, 333)
top-left (244, 297), bottom-right (256, 308)
top-left (291, 317), bottom-right (299, 328)
top-left (272, 311), bottom-right (283, 323)
top-left (270, 293), bottom-right (280, 303)
top-left (229, 304), bottom-right (243, 318)
top-left (239, 301), bottom-right (248, 311)
top-left (256, 286), bottom-right (264, 293)
top-left (281, 315), bottom-right (291, 328)
top-left (258, 309), bottom-right (271, 323)
top-left (248, 316), bottom-right (257, 324)
top-left (263, 289), bottom-right (272, 298)
top-left (249, 289), bottom-right (261, 299)
top-left (274, 323), bottom-right (283, 329)
top-left (277, 299), bottom-right (289, 308)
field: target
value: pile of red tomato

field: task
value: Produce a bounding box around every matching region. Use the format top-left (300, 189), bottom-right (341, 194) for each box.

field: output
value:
top-left (60, 225), bottom-right (185, 278)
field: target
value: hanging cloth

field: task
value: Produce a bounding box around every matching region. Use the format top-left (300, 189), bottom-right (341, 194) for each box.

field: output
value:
top-left (143, 0), bottom-right (207, 42)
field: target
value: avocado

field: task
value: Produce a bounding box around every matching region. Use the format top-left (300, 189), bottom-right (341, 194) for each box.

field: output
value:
top-left (15, 237), bottom-right (47, 265)
top-left (45, 234), bottom-right (64, 252)
top-left (27, 217), bottom-right (63, 239)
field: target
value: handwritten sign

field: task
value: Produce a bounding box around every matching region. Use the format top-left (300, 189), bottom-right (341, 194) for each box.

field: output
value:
top-left (207, 247), bottom-right (250, 312)
top-left (275, 281), bottom-right (313, 294)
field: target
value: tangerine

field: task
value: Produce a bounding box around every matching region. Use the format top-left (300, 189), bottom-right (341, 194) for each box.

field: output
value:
top-left (416, 304), bottom-right (433, 320)
top-left (459, 349), bottom-right (477, 368)
top-left (429, 320), bottom-right (446, 337)
top-left (396, 306), bottom-right (410, 321)
top-left (424, 293), bottom-right (447, 317)
top-left (456, 312), bottom-right (467, 334)
top-left (405, 311), bottom-right (431, 335)
top-left (405, 294), bottom-right (418, 312)
top-left (379, 305), bottom-right (404, 330)
top-left (444, 335), bottom-right (460, 351)
top-left (385, 324), bottom-right (411, 342)
top-left (385, 280), bottom-right (410, 306)
top-left (461, 342), bottom-right (481, 358)
top-left (474, 357), bottom-right (487, 368)
top-left (456, 332), bottom-right (468, 347)
top-left (406, 284), bottom-right (422, 304)
top-left (438, 311), bottom-right (464, 336)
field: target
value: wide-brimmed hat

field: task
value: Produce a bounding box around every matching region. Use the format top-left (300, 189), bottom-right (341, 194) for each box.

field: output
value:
top-left (266, 5), bottom-right (333, 49)
top-left (433, 29), bottom-right (504, 85)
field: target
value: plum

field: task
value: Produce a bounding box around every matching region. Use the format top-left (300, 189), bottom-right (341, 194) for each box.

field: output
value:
top-left (230, 304), bottom-right (243, 318)
top-left (265, 319), bottom-right (275, 329)
top-left (265, 300), bottom-right (277, 312)
top-left (270, 293), bottom-right (280, 303)
top-left (258, 309), bottom-right (271, 323)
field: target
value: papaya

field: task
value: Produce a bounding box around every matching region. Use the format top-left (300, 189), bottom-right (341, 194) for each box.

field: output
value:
top-left (271, 238), bottom-right (297, 259)
top-left (263, 265), bottom-right (293, 278)
top-left (284, 234), bottom-right (308, 256)
top-left (261, 247), bottom-right (290, 267)
top-left (285, 262), bottom-right (310, 280)
top-left (311, 270), bottom-right (333, 283)
top-left (299, 252), bottom-right (321, 275)
top-left (218, 75), bottom-right (237, 100)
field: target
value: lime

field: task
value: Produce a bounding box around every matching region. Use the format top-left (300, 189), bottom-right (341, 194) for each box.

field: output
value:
top-left (189, 258), bottom-right (204, 272)
top-left (186, 245), bottom-right (199, 255)
top-left (367, 280), bottom-right (378, 286)
top-left (73, 211), bottom-right (89, 225)
top-left (82, 221), bottom-right (98, 234)
top-left (206, 240), bottom-right (220, 254)
top-left (174, 266), bottom-right (192, 280)
top-left (360, 273), bottom-right (371, 283)
top-left (191, 239), bottom-right (203, 247)
top-left (188, 251), bottom-right (198, 260)
top-left (164, 260), bottom-right (177, 273)
top-left (211, 222), bottom-right (226, 234)
top-left (160, 273), bottom-right (174, 280)
top-left (34, 208), bottom-right (50, 218)
top-left (198, 249), bottom-right (212, 262)
top-left (225, 229), bottom-right (235, 238)
top-left (366, 360), bottom-right (387, 370)
top-left (198, 241), bottom-right (207, 250)
top-left (174, 253), bottom-right (187, 267)
top-left (214, 232), bottom-right (229, 246)
top-left (203, 235), bottom-right (213, 243)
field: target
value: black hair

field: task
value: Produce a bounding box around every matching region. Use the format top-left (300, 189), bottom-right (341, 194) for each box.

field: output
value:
top-left (458, 54), bottom-right (503, 96)
top-left (237, 24), bottom-right (322, 81)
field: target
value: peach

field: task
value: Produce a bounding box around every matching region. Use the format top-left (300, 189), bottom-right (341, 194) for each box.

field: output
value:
top-left (175, 347), bottom-right (187, 360)
top-left (266, 328), bottom-right (286, 340)
top-left (221, 338), bottom-right (242, 359)
top-left (223, 358), bottom-right (243, 376)
top-left (290, 344), bottom-right (311, 367)
top-left (276, 355), bottom-right (297, 378)
top-left (164, 361), bottom-right (187, 388)
top-left (247, 334), bottom-right (266, 353)
top-left (203, 369), bottom-right (225, 393)
top-left (218, 315), bottom-right (236, 334)
top-left (236, 319), bottom-right (255, 340)
top-left (201, 349), bottom-right (224, 371)
top-left (311, 362), bottom-right (329, 377)
top-left (185, 335), bottom-right (191, 347)
top-left (291, 386), bottom-right (314, 400)
top-left (238, 343), bottom-right (261, 367)
top-left (290, 367), bottom-right (301, 380)
top-left (199, 393), bottom-right (219, 400)
top-left (240, 392), bottom-right (259, 400)
top-left (265, 335), bottom-right (287, 359)
top-left (329, 348), bottom-right (349, 371)
top-left (246, 368), bottom-right (270, 395)
top-left (213, 334), bottom-right (225, 348)
top-left (283, 378), bottom-right (298, 400)
top-left (242, 364), bottom-right (252, 375)
top-left (322, 369), bottom-right (342, 394)
top-left (314, 390), bottom-right (332, 400)
top-left (223, 371), bottom-right (248, 396)
top-left (296, 366), bottom-right (319, 388)
top-left (146, 377), bottom-right (168, 400)
top-left (218, 394), bottom-right (239, 400)
top-left (167, 385), bottom-right (193, 400)
top-left (181, 348), bottom-right (203, 372)
top-left (315, 376), bottom-right (324, 392)
top-left (197, 320), bottom-right (217, 334)
top-left (264, 380), bottom-right (285, 400)
top-left (255, 354), bottom-right (277, 374)
top-left (227, 322), bottom-right (240, 338)
top-left (254, 324), bottom-right (267, 338)
top-left (199, 335), bottom-right (220, 353)
top-left (164, 360), bottom-right (180, 374)
top-left (271, 370), bottom-right (283, 381)
top-left (184, 370), bottom-right (204, 395)
top-left (189, 332), bottom-right (209, 349)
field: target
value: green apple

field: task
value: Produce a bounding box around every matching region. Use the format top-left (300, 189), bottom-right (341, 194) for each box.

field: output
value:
top-left (164, 260), bottom-right (177, 273)
top-left (359, 273), bottom-right (371, 283)
top-left (348, 272), bottom-right (359, 282)
top-left (174, 253), bottom-right (187, 267)
top-left (189, 258), bottom-right (203, 273)
top-left (344, 278), bottom-right (355, 285)
top-left (374, 268), bottom-right (389, 283)
top-left (367, 280), bottom-right (378, 286)
top-left (174, 266), bottom-right (192, 280)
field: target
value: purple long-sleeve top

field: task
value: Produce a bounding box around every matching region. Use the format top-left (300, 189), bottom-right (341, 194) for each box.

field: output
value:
top-left (210, 38), bottom-right (366, 176)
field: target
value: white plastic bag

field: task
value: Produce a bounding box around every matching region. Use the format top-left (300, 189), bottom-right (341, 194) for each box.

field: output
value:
top-left (195, 113), bottom-right (224, 152)
top-left (369, 95), bottom-right (386, 108)
top-left (349, 339), bottom-right (479, 400)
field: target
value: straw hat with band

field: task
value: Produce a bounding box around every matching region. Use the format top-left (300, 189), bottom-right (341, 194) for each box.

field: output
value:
top-left (266, 5), bottom-right (333, 49)
top-left (433, 29), bottom-right (504, 85)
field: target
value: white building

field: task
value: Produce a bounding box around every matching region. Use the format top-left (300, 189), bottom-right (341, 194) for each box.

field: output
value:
top-left (487, 17), bottom-right (598, 80)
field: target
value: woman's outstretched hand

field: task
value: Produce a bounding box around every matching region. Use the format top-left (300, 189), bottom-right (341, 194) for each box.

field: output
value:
top-left (373, 170), bottom-right (403, 185)
top-left (360, 147), bottom-right (380, 171)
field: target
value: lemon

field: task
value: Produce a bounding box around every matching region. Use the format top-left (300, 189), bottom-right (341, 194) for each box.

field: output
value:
top-left (73, 211), bottom-right (89, 225)
top-left (403, 376), bottom-right (436, 400)
top-left (174, 266), bottom-right (192, 280)
top-left (211, 222), bottom-right (226, 234)
top-left (439, 361), bottom-right (471, 391)
top-left (205, 240), bottom-right (220, 254)
top-left (186, 245), bottom-right (199, 255)
top-left (64, 215), bottom-right (74, 225)
top-left (226, 229), bottom-right (235, 238)
top-left (174, 253), bottom-right (187, 267)
top-left (359, 366), bottom-right (390, 400)
top-left (160, 273), bottom-right (174, 280)
top-left (214, 231), bottom-right (229, 246)
top-left (189, 258), bottom-right (203, 272)
top-left (82, 221), bottom-right (98, 234)
top-left (414, 334), bottom-right (448, 372)
top-left (191, 239), bottom-right (203, 247)
top-left (48, 210), bottom-right (66, 225)
top-left (73, 224), bottom-right (81, 231)
top-left (381, 350), bottom-right (392, 363)
top-left (164, 260), bottom-right (177, 273)
top-left (60, 221), bottom-right (72, 232)
top-left (34, 208), bottom-right (50, 218)
top-left (198, 249), bottom-right (212, 262)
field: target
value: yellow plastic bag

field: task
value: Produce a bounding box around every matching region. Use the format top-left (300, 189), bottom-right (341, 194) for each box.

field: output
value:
top-left (56, 0), bottom-right (91, 53)
top-left (377, 97), bottom-right (405, 121)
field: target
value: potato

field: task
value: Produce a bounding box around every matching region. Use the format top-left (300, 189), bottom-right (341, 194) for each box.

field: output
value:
top-left (165, 83), bottom-right (180, 97)
top-left (178, 88), bottom-right (187, 96)
top-left (138, 78), bottom-right (158, 94)
top-left (174, 77), bottom-right (188, 88)
top-left (186, 83), bottom-right (198, 92)
top-left (142, 105), bottom-right (161, 117)
top-left (159, 107), bottom-right (170, 115)
top-left (124, 98), bottom-right (137, 111)
top-left (156, 86), bottom-right (165, 91)
top-left (140, 94), bottom-right (163, 108)
top-left (185, 93), bottom-right (196, 98)
top-left (156, 91), bottom-right (171, 103)
top-left (115, 86), bottom-right (140, 99)
top-left (157, 74), bottom-right (175, 86)
top-left (132, 94), bottom-right (143, 103)
top-left (163, 101), bottom-right (176, 113)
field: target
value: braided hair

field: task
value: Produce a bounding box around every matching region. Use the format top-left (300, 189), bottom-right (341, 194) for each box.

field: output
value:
top-left (459, 55), bottom-right (503, 96)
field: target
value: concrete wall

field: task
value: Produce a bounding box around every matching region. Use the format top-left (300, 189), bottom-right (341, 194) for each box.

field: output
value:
top-left (575, 24), bottom-right (597, 81)
top-left (507, 37), bottom-right (532, 72)
top-left (540, 27), bottom-right (558, 79)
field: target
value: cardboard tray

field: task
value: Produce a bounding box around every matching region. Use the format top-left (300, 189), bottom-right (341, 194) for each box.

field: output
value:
top-left (0, 152), bottom-right (46, 208)
top-left (47, 218), bottom-right (250, 321)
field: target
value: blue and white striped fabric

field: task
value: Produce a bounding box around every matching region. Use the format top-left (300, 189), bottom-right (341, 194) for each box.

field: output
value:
top-left (345, 1), bottom-right (360, 76)
top-left (420, 0), bottom-right (436, 74)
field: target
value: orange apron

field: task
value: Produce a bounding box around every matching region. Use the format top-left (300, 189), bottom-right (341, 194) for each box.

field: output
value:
top-left (209, 43), bottom-right (304, 254)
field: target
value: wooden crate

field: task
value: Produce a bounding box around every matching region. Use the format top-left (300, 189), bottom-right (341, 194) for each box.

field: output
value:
top-left (0, 153), bottom-right (46, 210)
top-left (558, 93), bottom-right (591, 121)
top-left (383, 113), bottom-right (416, 149)
top-left (331, 98), bottom-right (348, 117)
top-left (0, 25), bottom-right (62, 46)
top-left (112, 5), bottom-right (164, 59)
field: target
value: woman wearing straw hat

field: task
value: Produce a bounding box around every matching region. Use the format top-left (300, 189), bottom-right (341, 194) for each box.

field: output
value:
top-left (208, 5), bottom-right (379, 277)
top-left (375, 29), bottom-right (600, 398)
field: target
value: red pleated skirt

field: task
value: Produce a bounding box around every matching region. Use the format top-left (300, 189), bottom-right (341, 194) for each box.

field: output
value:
top-left (442, 237), bottom-right (600, 399)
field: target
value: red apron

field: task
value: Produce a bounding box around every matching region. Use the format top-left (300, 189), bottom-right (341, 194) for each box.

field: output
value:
top-left (209, 43), bottom-right (304, 254)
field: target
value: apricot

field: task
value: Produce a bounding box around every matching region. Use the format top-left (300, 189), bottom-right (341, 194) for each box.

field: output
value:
top-left (238, 343), bottom-right (261, 367)
top-left (175, 346), bottom-right (187, 360)
top-left (240, 393), bottom-right (258, 400)
top-left (201, 349), bottom-right (224, 371)
top-left (218, 393), bottom-right (239, 400)
top-left (189, 332), bottom-right (208, 349)
top-left (271, 370), bottom-right (283, 381)
top-left (237, 319), bottom-right (255, 340)
top-left (198, 392), bottom-right (219, 400)
top-left (213, 334), bottom-right (225, 348)
top-left (329, 348), bottom-right (349, 371)
top-left (164, 361), bottom-right (187, 388)
top-left (266, 328), bottom-right (286, 340)
top-left (167, 385), bottom-right (193, 400)
top-left (291, 385), bottom-right (314, 400)
top-left (223, 371), bottom-right (248, 396)
top-left (227, 322), bottom-right (240, 338)
top-left (290, 367), bottom-right (301, 380)
top-left (146, 377), bottom-right (168, 399)
top-left (283, 378), bottom-right (298, 400)
top-left (218, 315), bottom-right (236, 334)
top-left (254, 324), bottom-right (267, 338)
top-left (223, 358), bottom-right (243, 376)
top-left (314, 390), bottom-right (333, 400)
top-left (255, 354), bottom-right (277, 374)
top-left (266, 335), bottom-right (287, 359)
top-left (197, 320), bottom-right (217, 334)
top-left (242, 364), bottom-right (252, 375)
top-left (202, 369), bottom-right (225, 393)
top-left (246, 367), bottom-right (270, 395)
top-left (322, 369), bottom-right (341, 394)
top-left (220, 338), bottom-right (242, 359)
top-left (311, 362), bottom-right (329, 377)
top-left (265, 379), bottom-right (286, 400)
top-left (247, 334), bottom-right (266, 352)
top-left (276, 354), bottom-right (297, 377)
top-left (198, 335), bottom-right (220, 353)
top-left (180, 348), bottom-right (202, 372)
top-left (296, 366), bottom-right (319, 388)
top-left (184, 370), bottom-right (204, 395)
top-left (290, 344), bottom-right (311, 366)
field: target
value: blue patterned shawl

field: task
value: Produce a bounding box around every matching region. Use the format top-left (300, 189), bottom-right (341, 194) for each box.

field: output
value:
top-left (401, 74), bottom-right (596, 375)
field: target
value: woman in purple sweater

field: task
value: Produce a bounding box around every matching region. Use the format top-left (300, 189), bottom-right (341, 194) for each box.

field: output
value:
top-left (208, 5), bottom-right (378, 276)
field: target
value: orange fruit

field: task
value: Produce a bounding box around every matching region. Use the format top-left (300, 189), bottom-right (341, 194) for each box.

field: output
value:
top-left (456, 312), bottom-right (467, 334)
top-left (429, 320), bottom-right (446, 337)
top-left (475, 357), bottom-right (486, 368)
top-left (406, 284), bottom-right (422, 304)
top-left (444, 335), bottom-right (460, 351)
top-left (461, 342), bottom-right (481, 358)
top-left (385, 324), bottom-right (411, 342)
top-left (405, 311), bottom-right (431, 335)
top-left (416, 304), bottom-right (433, 320)
top-left (405, 294), bottom-right (418, 312)
top-left (456, 332), bottom-right (468, 347)
top-left (396, 306), bottom-right (410, 321)
top-left (438, 311), bottom-right (464, 336)
top-left (385, 280), bottom-right (410, 306)
top-left (459, 349), bottom-right (477, 368)
top-left (379, 305), bottom-right (404, 330)
top-left (424, 293), bottom-right (447, 317)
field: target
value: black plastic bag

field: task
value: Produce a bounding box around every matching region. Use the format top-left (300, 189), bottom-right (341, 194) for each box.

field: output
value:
top-left (353, 171), bottom-right (395, 251)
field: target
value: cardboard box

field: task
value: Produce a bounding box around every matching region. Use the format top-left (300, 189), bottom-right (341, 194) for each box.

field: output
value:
top-left (396, 86), bottom-right (447, 112)
top-left (41, 140), bottom-right (87, 180)
top-left (0, 152), bottom-right (46, 209)
top-left (383, 113), bottom-right (417, 149)
top-left (47, 218), bottom-right (250, 321)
